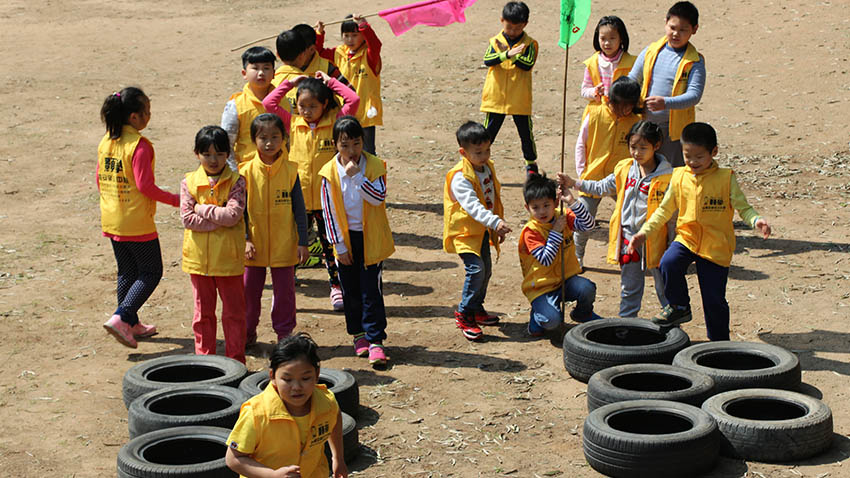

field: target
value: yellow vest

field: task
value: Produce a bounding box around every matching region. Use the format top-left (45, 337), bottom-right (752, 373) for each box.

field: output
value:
top-left (318, 153), bottom-right (395, 265)
top-left (229, 83), bottom-right (269, 163)
top-left (97, 125), bottom-right (157, 236)
top-left (580, 103), bottom-right (640, 197)
top-left (671, 163), bottom-right (735, 266)
top-left (641, 36), bottom-right (702, 141)
top-left (272, 54), bottom-right (342, 115)
top-left (442, 158), bottom-right (504, 257)
top-left (518, 214), bottom-right (582, 302)
top-left (335, 45), bottom-right (382, 128)
top-left (181, 166), bottom-right (246, 276)
top-left (480, 32), bottom-right (537, 115)
top-left (581, 51), bottom-right (637, 120)
top-left (239, 151), bottom-right (299, 268)
top-left (607, 159), bottom-right (672, 269)
top-left (289, 112), bottom-right (337, 210)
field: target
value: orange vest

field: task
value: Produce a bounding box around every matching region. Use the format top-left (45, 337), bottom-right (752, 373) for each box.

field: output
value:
top-left (442, 158), bottom-right (504, 257)
top-left (581, 51), bottom-right (636, 119)
top-left (641, 37), bottom-right (702, 141)
top-left (671, 163), bottom-right (735, 266)
top-left (518, 214), bottom-right (582, 302)
top-left (334, 45), bottom-right (382, 128)
top-left (580, 103), bottom-right (640, 197)
top-left (480, 32), bottom-right (537, 115)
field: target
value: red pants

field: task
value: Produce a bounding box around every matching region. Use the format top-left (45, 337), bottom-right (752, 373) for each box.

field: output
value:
top-left (190, 274), bottom-right (246, 363)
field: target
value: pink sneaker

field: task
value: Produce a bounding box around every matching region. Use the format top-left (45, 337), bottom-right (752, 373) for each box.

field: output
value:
top-left (103, 315), bottom-right (137, 348)
top-left (131, 322), bottom-right (157, 338)
top-left (353, 334), bottom-right (369, 357)
top-left (330, 285), bottom-right (344, 311)
top-left (368, 344), bottom-right (388, 366)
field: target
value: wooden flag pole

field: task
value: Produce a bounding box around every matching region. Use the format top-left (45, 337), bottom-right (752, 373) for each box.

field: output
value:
top-left (559, 43), bottom-right (571, 323)
top-left (229, 13), bottom-right (380, 52)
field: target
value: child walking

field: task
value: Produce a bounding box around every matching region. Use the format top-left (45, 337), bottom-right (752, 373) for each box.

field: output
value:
top-left (560, 121), bottom-right (674, 318)
top-left (240, 114), bottom-right (310, 345)
top-left (98, 87), bottom-right (179, 348)
top-left (181, 126), bottom-right (247, 363)
top-left (221, 46), bottom-right (276, 166)
top-left (226, 333), bottom-right (348, 478)
top-left (581, 16), bottom-right (635, 117)
top-left (629, 123), bottom-right (771, 341)
top-left (443, 121), bottom-right (511, 341)
top-left (481, 1), bottom-right (539, 174)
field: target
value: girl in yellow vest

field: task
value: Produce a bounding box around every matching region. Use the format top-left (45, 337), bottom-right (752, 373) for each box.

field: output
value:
top-left (574, 76), bottom-right (643, 268)
top-left (181, 126), bottom-right (248, 363)
top-left (629, 123), bottom-right (771, 341)
top-left (240, 114), bottom-right (310, 346)
top-left (559, 121), bottom-right (674, 318)
top-left (263, 71), bottom-right (360, 312)
top-left (221, 46), bottom-right (276, 166)
top-left (226, 333), bottom-right (347, 478)
top-left (581, 16), bottom-right (635, 116)
top-left (98, 87), bottom-right (179, 349)
top-left (319, 116), bottom-right (394, 367)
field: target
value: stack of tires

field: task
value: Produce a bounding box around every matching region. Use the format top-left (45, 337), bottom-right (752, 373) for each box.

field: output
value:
top-left (563, 319), bottom-right (834, 477)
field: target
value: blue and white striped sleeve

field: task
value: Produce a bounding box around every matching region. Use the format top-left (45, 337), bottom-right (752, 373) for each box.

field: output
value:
top-left (530, 230), bottom-right (564, 267)
top-left (570, 200), bottom-right (595, 232)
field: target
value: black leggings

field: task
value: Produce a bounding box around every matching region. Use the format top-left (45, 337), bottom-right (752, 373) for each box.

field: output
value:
top-left (484, 112), bottom-right (537, 163)
top-left (308, 211), bottom-right (341, 287)
top-left (111, 238), bottom-right (163, 326)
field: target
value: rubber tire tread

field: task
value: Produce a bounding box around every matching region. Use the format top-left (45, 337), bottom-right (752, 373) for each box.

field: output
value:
top-left (117, 426), bottom-right (237, 477)
top-left (319, 368), bottom-right (359, 419)
top-left (128, 386), bottom-right (251, 438)
top-left (238, 371), bottom-right (268, 397)
top-left (324, 411), bottom-right (360, 464)
top-left (586, 363), bottom-right (716, 411)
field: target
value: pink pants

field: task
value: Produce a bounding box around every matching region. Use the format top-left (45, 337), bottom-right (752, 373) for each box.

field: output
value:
top-left (190, 274), bottom-right (246, 363)
top-left (243, 266), bottom-right (296, 342)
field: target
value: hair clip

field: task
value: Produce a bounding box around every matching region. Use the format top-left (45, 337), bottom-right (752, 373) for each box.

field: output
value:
top-left (113, 92), bottom-right (121, 98)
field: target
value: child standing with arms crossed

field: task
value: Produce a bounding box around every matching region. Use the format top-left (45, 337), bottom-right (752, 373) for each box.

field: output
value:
top-left (628, 123), bottom-right (771, 340)
top-left (181, 126), bottom-right (247, 363)
top-left (443, 122), bottom-right (511, 342)
top-left (99, 87), bottom-right (179, 348)
top-left (581, 16), bottom-right (635, 117)
top-left (319, 116), bottom-right (394, 367)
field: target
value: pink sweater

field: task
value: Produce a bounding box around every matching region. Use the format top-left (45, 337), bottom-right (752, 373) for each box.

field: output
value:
top-left (180, 175), bottom-right (246, 232)
top-left (581, 50), bottom-right (624, 100)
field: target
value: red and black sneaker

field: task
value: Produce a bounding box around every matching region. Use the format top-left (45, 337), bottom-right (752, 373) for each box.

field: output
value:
top-left (454, 310), bottom-right (483, 341)
top-left (474, 310), bottom-right (500, 326)
top-left (525, 162), bottom-right (539, 176)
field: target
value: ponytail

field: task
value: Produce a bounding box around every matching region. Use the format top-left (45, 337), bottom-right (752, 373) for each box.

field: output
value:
top-left (100, 87), bottom-right (147, 139)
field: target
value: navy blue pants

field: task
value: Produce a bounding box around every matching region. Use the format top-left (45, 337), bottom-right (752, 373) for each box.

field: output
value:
top-left (362, 126), bottom-right (377, 156)
top-left (337, 231), bottom-right (387, 343)
top-left (660, 241), bottom-right (730, 341)
top-left (484, 113), bottom-right (537, 163)
top-left (111, 238), bottom-right (163, 326)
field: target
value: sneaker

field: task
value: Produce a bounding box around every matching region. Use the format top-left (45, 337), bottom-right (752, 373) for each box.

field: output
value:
top-left (652, 305), bottom-right (693, 327)
top-left (526, 323), bottom-right (546, 338)
top-left (525, 162), bottom-right (539, 175)
top-left (474, 310), bottom-right (500, 326)
top-left (296, 255), bottom-right (322, 269)
top-left (455, 311), bottom-right (482, 341)
top-left (353, 334), bottom-right (369, 357)
top-left (330, 285), bottom-right (344, 311)
top-left (368, 344), bottom-right (388, 366)
top-left (131, 322), bottom-right (157, 338)
top-left (570, 310), bottom-right (604, 323)
top-left (103, 314), bottom-right (137, 348)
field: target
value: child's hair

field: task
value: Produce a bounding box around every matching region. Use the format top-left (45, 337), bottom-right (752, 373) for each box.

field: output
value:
top-left (193, 125), bottom-right (232, 155)
top-left (100, 87), bottom-right (148, 139)
top-left (523, 173), bottom-right (557, 204)
top-left (341, 14), bottom-right (359, 34)
top-left (681, 122), bottom-right (717, 151)
top-left (250, 113), bottom-right (287, 142)
top-left (276, 29), bottom-right (307, 62)
top-left (626, 121), bottom-right (664, 148)
top-left (292, 23), bottom-right (317, 48)
top-left (502, 1), bottom-right (530, 23)
top-left (667, 1), bottom-right (699, 27)
top-left (608, 77), bottom-right (643, 115)
top-left (241, 46), bottom-right (276, 69)
top-left (333, 115), bottom-right (364, 143)
top-left (270, 332), bottom-right (321, 371)
top-left (296, 77), bottom-right (339, 111)
top-left (593, 16), bottom-right (629, 53)
top-left (455, 121), bottom-right (491, 149)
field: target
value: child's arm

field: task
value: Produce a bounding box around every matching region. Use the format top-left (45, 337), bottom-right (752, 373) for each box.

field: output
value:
top-left (357, 17), bottom-right (383, 76)
top-left (627, 181), bottom-right (679, 253)
top-left (319, 176), bottom-right (352, 264)
top-left (221, 99), bottom-right (239, 167)
top-left (449, 172), bottom-right (506, 232)
top-left (343, 160), bottom-right (387, 206)
top-left (657, 58), bottom-right (706, 112)
top-left (225, 448), bottom-right (301, 478)
top-left (180, 179), bottom-right (220, 231)
top-left (626, 46), bottom-right (649, 85)
top-left (327, 410), bottom-right (349, 478)
top-left (193, 177), bottom-right (247, 227)
top-left (513, 41), bottom-right (537, 71)
top-left (574, 115), bottom-right (590, 176)
top-left (483, 40), bottom-right (527, 67)
top-left (581, 67), bottom-right (603, 101)
top-left (324, 74), bottom-right (360, 118)
top-left (730, 173), bottom-right (771, 238)
top-left (565, 171), bottom-right (617, 198)
top-left (561, 191), bottom-right (595, 232)
top-left (525, 221), bottom-right (564, 267)
top-left (314, 22), bottom-right (337, 61)
top-left (133, 139), bottom-right (180, 207)
top-left (260, 80), bottom-right (296, 130)
top-left (291, 176), bottom-right (310, 264)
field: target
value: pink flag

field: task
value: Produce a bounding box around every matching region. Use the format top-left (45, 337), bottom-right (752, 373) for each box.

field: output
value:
top-left (378, 0), bottom-right (478, 36)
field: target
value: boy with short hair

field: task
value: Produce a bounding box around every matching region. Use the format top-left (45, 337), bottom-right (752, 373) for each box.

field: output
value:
top-left (628, 1), bottom-right (706, 167)
top-left (221, 46), bottom-right (276, 166)
top-left (629, 122), bottom-right (771, 341)
top-left (519, 174), bottom-right (600, 337)
top-left (480, 1), bottom-right (539, 175)
top-left (443, 121), bottom-right (511, 341)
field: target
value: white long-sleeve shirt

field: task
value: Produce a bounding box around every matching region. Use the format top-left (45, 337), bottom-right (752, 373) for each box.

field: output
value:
top-left (449, 165), bottom-right (502, 230)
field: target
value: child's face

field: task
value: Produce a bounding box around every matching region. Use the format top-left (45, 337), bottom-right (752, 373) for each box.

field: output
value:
top-left (526, 197), bottom-right (557, 223)
top-left (501, 19), bottom-right (527, 39)
top-left (665, 15), bottom-right (697, 49)
top-left (342, 31), bottom-right (365, 50)
top-left (296, 90), bottom-right (328, 123)
top-left (459, 141), bottom-right (492, 171)
top-left (629, 135), bottom-right (661, 167)
top-left (196, 144), bottom-right (228, 176)
top-left (128, 97), bottom-right (151, 131)
top-left (335, 132), bottom-right (363, 165)
top-left (597, 25), bottom-right (622, 57)
top-left (254, 124), bottom-right (284, 163)
top-left (242, 62), bottom-right (274, 89)
top-left (682, 142), bottom-right (718, 174)
top-left (269, 358), bottom-right (318, 416)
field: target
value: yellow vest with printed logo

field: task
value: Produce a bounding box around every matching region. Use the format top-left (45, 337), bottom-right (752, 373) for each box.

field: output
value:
top-left (518, 214), bottom-right (582, 302)
top-left (672, 163), bottom-right (735, 266)
top-left (239, 151), bottom-right (299, 267)
top-left (272, 54), bottom-right (343, 115)
top-left (229, 83), bottom-right (269, 163)
top-left (318, 153), bottom-right (394, 265)
top-left (442, 158), bottom-right (504, 257)
top-left (98, 125), bottom-right (157, 236)
top-left (580, 103), bottom-right (640, 197)
top-left (641, 37), bottom-right (702, 141)
top-left (480, 32), bottom-right (537, 115)
top-left (289, 111), bottom-right (337, 210)
top-left (581, 51), bottom-right (636, 120)
top-left (181, 166), bottom-right (245, 276)
top-left (335, 45), bottom-right (382, 128)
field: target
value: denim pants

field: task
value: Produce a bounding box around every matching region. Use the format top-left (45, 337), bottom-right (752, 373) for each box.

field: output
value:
top-left (336, 231), bottom-right (388, 343)
top-left (529, 274), bottom-right (597, 333)
top-left (458, 232), bottom-right (492, 315)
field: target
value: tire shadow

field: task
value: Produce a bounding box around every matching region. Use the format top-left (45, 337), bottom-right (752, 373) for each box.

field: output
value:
top-left (126, 337), bottom-right (196, 361)
top-left (758, 330), bottom-right (850, 376)
top-left (294, 277), bottom-right (434, 298)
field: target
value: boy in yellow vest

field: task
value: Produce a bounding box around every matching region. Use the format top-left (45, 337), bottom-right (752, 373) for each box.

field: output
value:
top-left (629, 123), bottom-right (771, 341)
top-left (221, 47), bottom-right (276, 166)
top-left (480, 1), bottom-right (539, 175)
top-left (443, 122), bottom-right (511, 341)
top-left (627, 1), bottom-right (706, 168)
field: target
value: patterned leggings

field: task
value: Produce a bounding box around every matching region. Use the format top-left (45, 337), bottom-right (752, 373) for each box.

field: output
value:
top-left (110, 238), bottom-right (163, 326)
top-left (308, 210), bottom-right (340, 287)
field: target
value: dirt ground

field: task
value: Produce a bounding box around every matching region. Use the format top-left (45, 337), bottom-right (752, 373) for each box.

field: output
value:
top-left (1, 0), bottom-right (849, 476)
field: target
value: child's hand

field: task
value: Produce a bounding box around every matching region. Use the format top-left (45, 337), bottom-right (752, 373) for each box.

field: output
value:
top-left (494, 39), bottom-right (508, 51)
top-left (344, 160), bottom-right (361, 177)
top-left (352, 14), bottom-right (366, 26)
top-left (556, 172), bottom-right (576, 190)
top-left (193, 203), bottom-right (202, 214)
top-left (297, 245), bottom-right (310, 264)
top-left (272, 465), bottom-right (301, 478)
top-left (553, 215), bottom-right (566, 233)
top-left (314, 21), bottom-right (325, 35)
top-left (594, 83), bottom-right (605, 101)
top-left (495, 220), bottom-right (512, 243)
top-left (508, 43), bottom-right (525, 58)
top-left (245, 241), bottom-right (256, 260)
top-left (645, 96), bottom-right (666, 112)
top-left (560, 187), bottom-right (576, 206)
top-left (291, 75), bottom-right (309, 85)
top-left (755, 218), bottom-right (771, 239)
top-left (627, 232), bottom-right (646, 255)
top-left (315, 70), bottom-right (331, 83)
top-left (332, 455), bottom-right (349, 477)
top-left (337, 251), bottom-right (353, 266)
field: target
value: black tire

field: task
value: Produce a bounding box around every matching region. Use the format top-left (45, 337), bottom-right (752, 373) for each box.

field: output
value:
top-left (672, 341), bottom-right (801, 393)
top-left (128, 386), bottom-right (251, 439)
top-left (123, 355), bottom-right (248, 408)
top-left (238, 371), bottom-right (269, 398)
top-left (586, 363), bottom-right (716, 412)
top-left (702, 388), bottom-right (833, 462)
top-left (563, 318), bottom-right (690, 383)
top-left (325, 411), bottom-right (360, 464)
top-left (583, 399), bottom-right (720, 478)
top-left (117, 426), bottom-right (237, 478)
top-left (319, 368), bottom-right (359, 418)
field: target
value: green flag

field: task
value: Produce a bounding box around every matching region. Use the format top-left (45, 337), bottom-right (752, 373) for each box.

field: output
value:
top-left (559, 0), bottom-right (591, 49)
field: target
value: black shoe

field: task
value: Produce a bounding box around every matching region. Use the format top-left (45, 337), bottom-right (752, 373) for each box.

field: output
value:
top-left (652, 305), bottom-right (692, 327)
top-left (525, 162), bottom-right (539, 175)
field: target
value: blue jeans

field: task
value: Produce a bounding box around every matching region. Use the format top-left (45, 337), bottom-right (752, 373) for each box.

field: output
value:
top-left (529, 274), bottom-right (597, 333)
top-left (458, 232), bottom-right (491, 315)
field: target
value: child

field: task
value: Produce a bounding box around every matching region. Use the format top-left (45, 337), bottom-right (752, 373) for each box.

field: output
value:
top-left (315, 15), bottom-right (383, 155)
top-left (263, 71), bottom-right (359, 311)
top-left (292, 23), bottom-right (351, 91)
top-left (98, 87), bottom-right (179, 348)
top-left (628, 122), bottom-right (771, 341)
top-left (519, 174), bottom-right (600, 337)
top-left (225, 333), bottom-right (347, 478)
top-left (319, 116), bottom-right (394, 367)
top-left (574, 76), bottom-right (643, 268)
top-left (221, 47), bottom-right (276, 166)
top-left (240, 114), bottom-right (310, 345)
top-left (628, 1), bottom-right (706, 167)
top-left (480, 1), bottom-right (539, 174)
top-left (443, 121), bottom-right (511, 341)
top-left (559, 121), bottom-right (674, 318)
top-left (581, 16), bottom-right (635, 117)
top-left (181, 126), bottom-right (248, 363)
